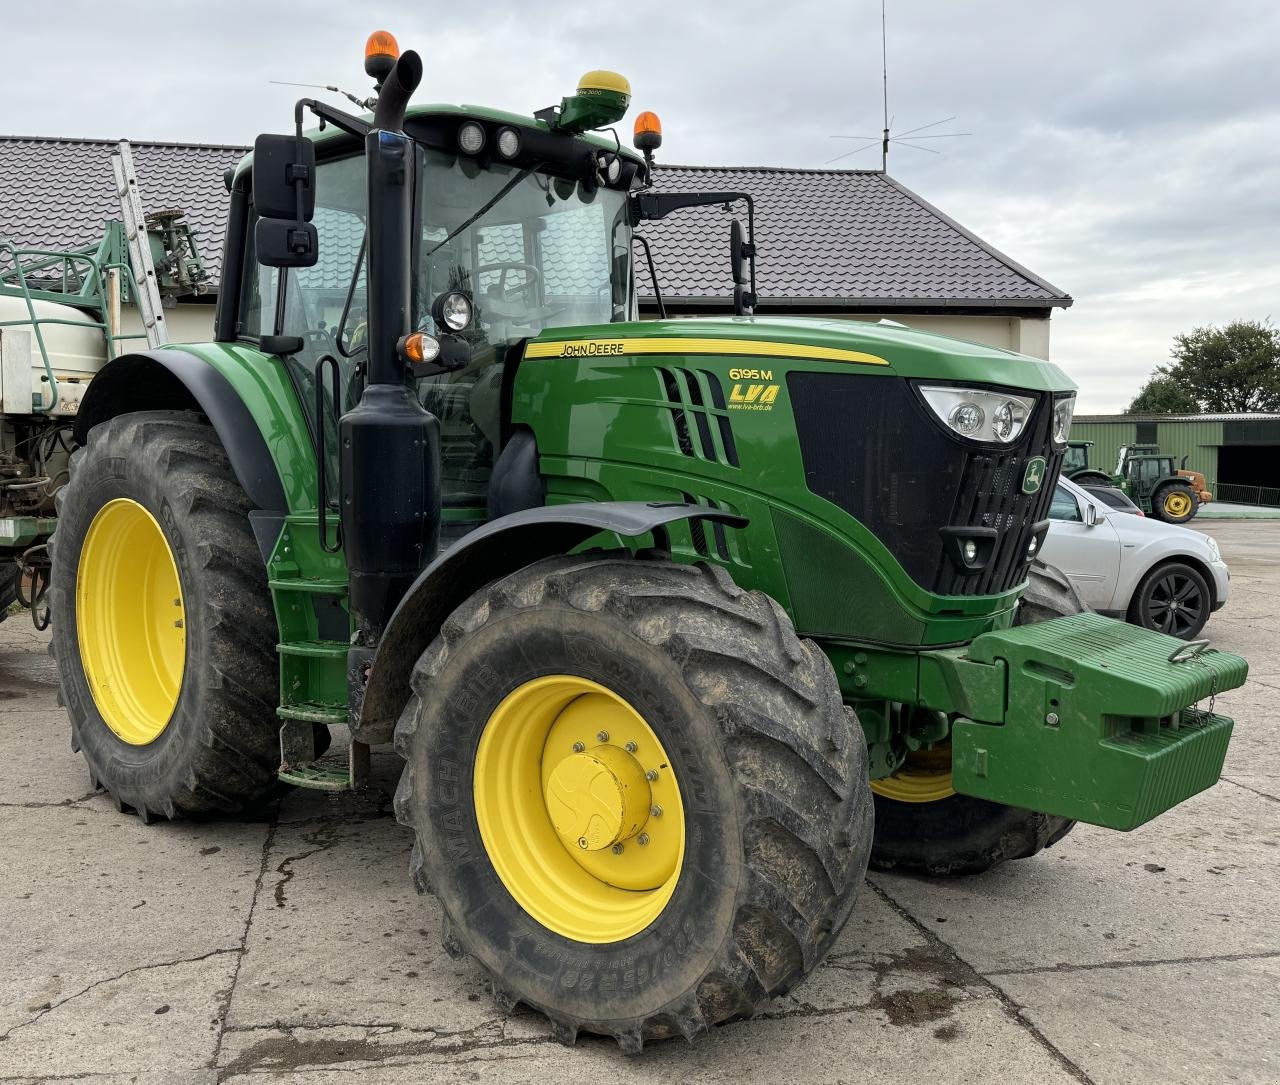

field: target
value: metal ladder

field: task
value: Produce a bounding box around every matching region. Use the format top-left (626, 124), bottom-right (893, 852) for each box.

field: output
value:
top-left (110, 140), bottom-right (168, 348)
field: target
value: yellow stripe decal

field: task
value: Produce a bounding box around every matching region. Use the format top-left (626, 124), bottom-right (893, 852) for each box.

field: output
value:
top-left (524, 337), bottom-right (889, 366)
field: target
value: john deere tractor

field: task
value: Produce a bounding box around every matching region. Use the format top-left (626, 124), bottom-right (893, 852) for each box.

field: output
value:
top-left (1067, 440), bottom-right (1212, 523)
top-left (42, 35), bottom-right (1245, 1050)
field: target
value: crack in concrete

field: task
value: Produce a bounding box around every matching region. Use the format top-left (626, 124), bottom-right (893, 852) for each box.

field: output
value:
top-left (270, 824), bottom-right (345, 909)
top-left (0, 947), bottom-right (239, 1042)
top-left (215, 1018), bottom-right (552, 1080)
top-left (1221, 776), bottom-right (1280, 804)
top-left (867, 881), bottom-right (1098, 1085)
top-left (986, 947), bottom-right (1280, 977)
top-left (208, 808), bottom-right (280, 1073)
top-left (0, 790), bottom-right (106, 812)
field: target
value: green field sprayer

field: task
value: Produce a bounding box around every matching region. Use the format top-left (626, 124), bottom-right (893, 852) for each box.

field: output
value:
top-left (18, 33), bottom-right (1247, 1050)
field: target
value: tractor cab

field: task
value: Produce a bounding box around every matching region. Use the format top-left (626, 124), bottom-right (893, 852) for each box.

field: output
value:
top-left (1063, 439), bottom-right (1092, 476)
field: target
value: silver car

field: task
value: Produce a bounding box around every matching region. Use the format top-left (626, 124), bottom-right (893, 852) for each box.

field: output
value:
top-left (1039, 476), bottom-right (1230, 640)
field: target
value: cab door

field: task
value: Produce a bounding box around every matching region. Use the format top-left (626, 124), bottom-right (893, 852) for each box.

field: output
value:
top-left (1038, 484), bottom-right (1122, 611)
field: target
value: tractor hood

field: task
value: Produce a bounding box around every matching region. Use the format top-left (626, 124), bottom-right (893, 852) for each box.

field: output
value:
top-left (530, 315), bottom-right (1075, 394)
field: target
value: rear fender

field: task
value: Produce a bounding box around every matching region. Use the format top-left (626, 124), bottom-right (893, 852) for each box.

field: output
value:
top-left (73, 349), bottom-right (287, 512)
top-left (352, 501), bottom-right (748, 743)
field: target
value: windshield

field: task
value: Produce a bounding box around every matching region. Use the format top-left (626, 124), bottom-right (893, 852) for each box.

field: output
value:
top-left (412, 146), bottom-right (631, 506)
top-left (413, 146), bottom-right (630, 342)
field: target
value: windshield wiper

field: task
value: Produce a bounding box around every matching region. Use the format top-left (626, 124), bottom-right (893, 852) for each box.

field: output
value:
top-left (425, 166), bottom-right (536, 257)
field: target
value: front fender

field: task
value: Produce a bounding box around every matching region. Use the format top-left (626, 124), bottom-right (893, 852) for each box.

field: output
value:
top-left (352, 501), bottom-right (747, 743)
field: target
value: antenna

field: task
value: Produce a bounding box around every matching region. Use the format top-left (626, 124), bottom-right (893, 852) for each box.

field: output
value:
top-left (824, 0), bottom-right (970, 170)
top-left (270, 80), bottom-right (376, 111)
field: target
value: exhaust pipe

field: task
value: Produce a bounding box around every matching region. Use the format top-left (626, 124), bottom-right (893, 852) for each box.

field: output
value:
top-left (373, 50), bottom-right (422, 132)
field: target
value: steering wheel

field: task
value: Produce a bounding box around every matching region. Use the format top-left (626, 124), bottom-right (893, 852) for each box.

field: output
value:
top-left (477, 261), bottom-right (542, 305)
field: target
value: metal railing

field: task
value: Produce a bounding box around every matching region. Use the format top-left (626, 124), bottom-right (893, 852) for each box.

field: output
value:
top-left (1215, 483), bottom-right (1280, 507)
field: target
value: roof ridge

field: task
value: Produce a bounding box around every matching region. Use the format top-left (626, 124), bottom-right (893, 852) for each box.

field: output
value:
top-left (0, 134), bottom-right (250, 153)
top-left (657, 162), bottom-right (887, 176)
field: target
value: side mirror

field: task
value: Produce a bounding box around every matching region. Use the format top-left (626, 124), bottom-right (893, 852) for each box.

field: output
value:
top-left (252, 133), bottom-right (318, 268)
top-left (1084, 502), bottom-right (1105, 527)
top-left (729, 218), bottom-right (755, 315)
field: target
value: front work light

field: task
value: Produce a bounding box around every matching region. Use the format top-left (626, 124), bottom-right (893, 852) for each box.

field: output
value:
top-left (496, 126), bottom-right (521, 158)
top-left (432, 290), bottom-right (474, 332)
top-left (458, 121), bottom-right (486, 154)
top-left (919, 385), bottom-right (1036, 445)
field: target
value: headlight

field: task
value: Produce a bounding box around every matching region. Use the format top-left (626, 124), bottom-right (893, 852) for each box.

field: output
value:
top-left (432, 290), bottom-right (474, 332)
top-left (918, 386), bottom-right (1037, 445)
top-left (1052, 396), bottom-right (1076, 447)
top-left (458, 121), bottom-right (486, 155)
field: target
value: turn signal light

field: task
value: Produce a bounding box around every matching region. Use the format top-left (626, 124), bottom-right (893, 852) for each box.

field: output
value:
top-left (398, 331), bottom-right (440, 365)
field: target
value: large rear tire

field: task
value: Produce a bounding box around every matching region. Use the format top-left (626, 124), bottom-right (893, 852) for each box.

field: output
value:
top-left (394, 554), bottom-right (873, 1050)
top-left (48, 411), bottom-right (283, 820)
top-left (1151, 481), bottom-right (1198, 524)
top-left (869, 562), bottom-right (1080, 876)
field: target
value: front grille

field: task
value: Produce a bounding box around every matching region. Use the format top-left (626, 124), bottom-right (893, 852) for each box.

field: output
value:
top-left (788, 372), bottom-right (1064, 597)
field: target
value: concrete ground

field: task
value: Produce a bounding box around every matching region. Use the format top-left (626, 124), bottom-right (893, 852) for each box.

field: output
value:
top-left (1, 519), bottom-right (1276, 1084)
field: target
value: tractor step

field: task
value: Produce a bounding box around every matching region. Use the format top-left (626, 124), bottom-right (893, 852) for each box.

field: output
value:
top-left (278, 764), bottom-right (353, 791)
top-left (268, 577), bottom-right (348, 594)
top-left (277, 639), bottom-right (349, 659)
top-left (278, 701), bottom-right (348, 724)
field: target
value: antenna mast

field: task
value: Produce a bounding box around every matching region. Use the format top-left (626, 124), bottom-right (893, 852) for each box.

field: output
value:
top-left (881, 0), bottom-right (889, 171)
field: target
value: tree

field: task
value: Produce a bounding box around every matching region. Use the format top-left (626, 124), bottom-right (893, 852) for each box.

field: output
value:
top-left (1127, 319), bottom-right (1280, 414)
top-left (1128, 375), bottom-right (1198, 414)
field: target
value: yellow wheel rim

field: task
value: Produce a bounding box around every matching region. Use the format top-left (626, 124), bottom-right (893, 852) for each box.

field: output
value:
top-left (1164, 492), bottom-right (1192, 517)
top-left (76, 498), bottom-right (186, 745)
top-left (473, 676), bottom-right (685, 943)
top-left (870, 744), bottom-right (956, 803)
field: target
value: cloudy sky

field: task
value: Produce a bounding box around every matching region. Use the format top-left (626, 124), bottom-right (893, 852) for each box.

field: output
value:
top-left (6, 1), bottom-right (1277, 411)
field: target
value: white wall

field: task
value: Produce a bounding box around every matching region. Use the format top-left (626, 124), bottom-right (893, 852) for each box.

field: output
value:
top-left (116, 302), bottom-right (217, 349)
top-left (835, 313), bottom-right (1053, 360)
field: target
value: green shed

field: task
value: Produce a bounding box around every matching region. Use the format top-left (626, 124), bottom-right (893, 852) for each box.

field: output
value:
top-left (1069, 413), bottom-right (1280, 506)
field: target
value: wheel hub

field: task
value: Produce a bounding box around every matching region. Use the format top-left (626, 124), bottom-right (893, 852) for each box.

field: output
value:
top-left (545, 744), bottom-right (651, 852)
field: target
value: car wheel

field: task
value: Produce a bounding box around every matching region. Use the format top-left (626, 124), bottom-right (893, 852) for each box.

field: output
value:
top-left (1129, 561), bottom-right (1211, 640)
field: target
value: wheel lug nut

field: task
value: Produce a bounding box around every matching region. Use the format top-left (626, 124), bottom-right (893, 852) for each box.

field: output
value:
top-left (645, 770), bottom-right (658, 781)
top-left (596, 731), bottom-right (609, 743)
top-left (637, 833), bottom-right (650, 847)
top-left (650, 804), bottom-right (662, 818)
top-left (571, 741), bottom-right (585, 753)
top-left (624, 741), bottom-right (637, 753)
top-left (611, 843), bottom-right (624, 855)
top-left (577, 837), bottom-right (589, 849)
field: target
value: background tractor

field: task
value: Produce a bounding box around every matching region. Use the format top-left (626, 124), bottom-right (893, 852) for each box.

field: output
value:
top-left (1066, 440), bottom-right (1211, 523)
top-left (15, 33), bottom-right (1249, 1051)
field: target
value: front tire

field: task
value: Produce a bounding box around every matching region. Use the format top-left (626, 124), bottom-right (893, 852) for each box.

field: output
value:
top-left (1129, 560), bottom-right (1210, 640)
top-left (48, 411), bottom-right (283, 820)
top-left (393, 554), bottom-right (873, 1050)
top-left (869, 562), bottom-right (1080, 876)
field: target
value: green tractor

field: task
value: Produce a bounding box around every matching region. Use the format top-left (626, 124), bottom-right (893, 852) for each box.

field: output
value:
top-left (41, 34), bottom-right (1245, 1051)
top-left (1067, 441), bottom-right (1211, 523)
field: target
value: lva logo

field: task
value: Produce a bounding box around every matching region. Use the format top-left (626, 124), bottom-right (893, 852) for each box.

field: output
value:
top-left (728, 383), bottom-right (780, 411)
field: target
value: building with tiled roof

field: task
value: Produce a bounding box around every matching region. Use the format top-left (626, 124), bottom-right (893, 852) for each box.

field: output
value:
top-left (0, 134), bottom-right (1070, 358)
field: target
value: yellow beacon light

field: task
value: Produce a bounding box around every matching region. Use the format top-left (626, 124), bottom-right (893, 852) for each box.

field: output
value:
top-left (364, 30), bottom-right (400, 83)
